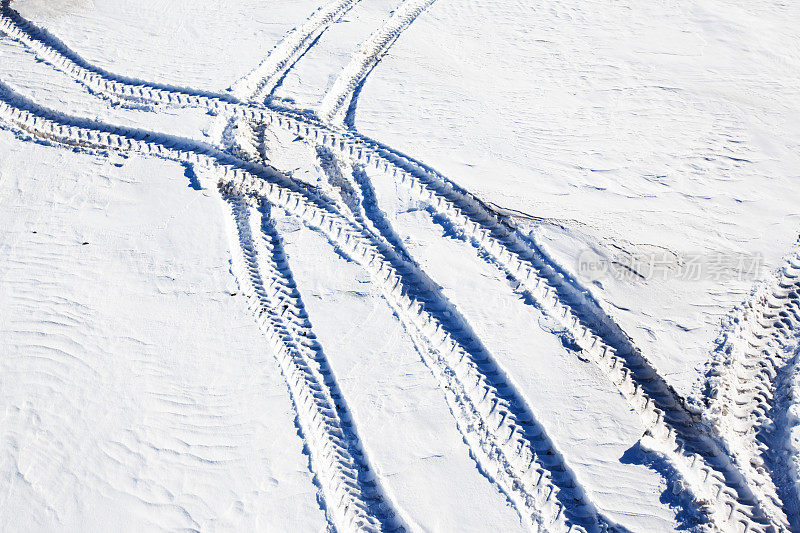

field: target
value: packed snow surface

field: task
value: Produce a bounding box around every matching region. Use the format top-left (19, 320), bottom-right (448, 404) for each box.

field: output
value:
top-left (1, 0), bottom-right (799, 531)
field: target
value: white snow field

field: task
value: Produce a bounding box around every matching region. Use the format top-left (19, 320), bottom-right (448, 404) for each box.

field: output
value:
top-left (0, 0), bottom-right (799, 531)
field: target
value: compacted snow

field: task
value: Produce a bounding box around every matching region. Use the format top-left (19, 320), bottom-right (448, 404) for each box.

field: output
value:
top-left (1, 0), bottom-right (799, 531)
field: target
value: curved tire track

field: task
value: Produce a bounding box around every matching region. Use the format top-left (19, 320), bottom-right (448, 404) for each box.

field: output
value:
top-left (230, 0), bottom-right (363, 101)
top-left (317, 0), bottom-right (438, 125)
top-left (0, 85), bottom-right (616, 532)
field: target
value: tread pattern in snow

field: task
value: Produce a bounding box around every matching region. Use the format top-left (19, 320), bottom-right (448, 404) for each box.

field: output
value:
top-left (231, 0), bottom-right (363, 101)
top-left (0, 2), bottom-right (795, 529)
top-left (704, 247), bottom-right (800, 531)
top-left (220, 192), bottom-right (405, 532)
top-left (317, 0), bottom-right (438, 124)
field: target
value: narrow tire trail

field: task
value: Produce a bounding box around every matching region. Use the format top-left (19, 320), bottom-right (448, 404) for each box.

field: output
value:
top-left (317, 0), bottom-right (438, 125)
top-left (230, 0), bottom-right (364, 101)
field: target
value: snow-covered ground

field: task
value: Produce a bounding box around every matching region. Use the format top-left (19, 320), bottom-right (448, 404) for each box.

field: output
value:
top-left (1, 0), bottom-right (799, 531)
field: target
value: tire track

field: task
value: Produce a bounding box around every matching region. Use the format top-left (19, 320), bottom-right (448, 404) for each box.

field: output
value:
top-left (222, 16), bottom-right (623, 529)
top-left (249, 110), bottom-right (779, 529)
top-left (0, 85), bottom-right (616, 532)
top-left (220, 192), bottom-right (406, 532)
top-left (340, 139), bottom-right (779, 532)
top-left (219, 32), bottom-right (410, 526)
top-left (317, 0), bottom-right (438, 125)
top-left (703, 248), bottom-right (800, 530)
top-left (222, 0), bottom-right (359, 214)
top-left (0, 1), bottom-right (260, 114)
top-left (1, 4), bottom-right (785, 526)
top-left (230, 0), bottom-right (363, 102)
top-left (769, 354), bottom-right (800, 532)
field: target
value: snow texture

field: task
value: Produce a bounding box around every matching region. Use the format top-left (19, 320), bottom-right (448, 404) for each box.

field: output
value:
top-left (1, 0), bottom-right (799, 531)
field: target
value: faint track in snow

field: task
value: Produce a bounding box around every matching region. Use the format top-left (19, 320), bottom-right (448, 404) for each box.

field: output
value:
top-left (703, 247), bottom-right (800, 531)
top-left (220, 193), bottom-right (406, 532)
top-left (317, 0), bottom-right (437, 125)
top-left (0, 87), bottom-right (620, 533)
top-left (1, 4), bottom-right (787, 527)
top-left (230, 0), bottom-right (363, 101)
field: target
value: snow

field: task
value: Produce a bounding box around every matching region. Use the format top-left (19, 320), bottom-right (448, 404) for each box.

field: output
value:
top-left (0, 138), bottom-right (326, 531)
top-left (1, 0), bottom-right (799, 531)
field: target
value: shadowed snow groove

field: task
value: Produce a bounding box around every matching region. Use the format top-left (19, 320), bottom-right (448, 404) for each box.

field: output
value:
top-left (703, 245), bottom-right (800, 531)
top-left (315, 146), bottom-right (408, 260)
top-left (220, 192), bottom-right (406, 532)
top-left (0, 87), bottom-right (617, 533)
top-left (317, 0), bottom-right (438, 125)
top-left (230, 0), bottom-right (363, 101)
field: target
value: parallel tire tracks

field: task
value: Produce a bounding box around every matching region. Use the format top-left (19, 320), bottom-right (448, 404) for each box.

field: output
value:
top-left (230, 0), bottom-right (363, 101)
top-left (345, 143), bottom-right (784, 532)
top-left (221, 193), bottom-right (405, 532)
top-left (253, 115), bottom-right (781, 529)
top-left (220, 25), bottom-right (410, 528)
top-left (0, 86), bottom-right (612, 532)
top-left (317, 0), bottom-right (438, 124)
